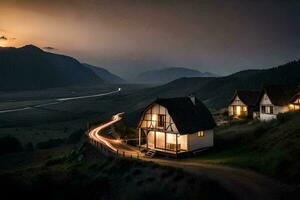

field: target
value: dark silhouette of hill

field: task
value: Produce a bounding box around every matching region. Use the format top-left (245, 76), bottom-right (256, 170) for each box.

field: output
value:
top-left (0, 45), bottom-right (102, 91)
top-left (83, 63), bottom-right (125, 84)
top-left (146, 60), bottom-right (300, 109)
top-left (134, 67), bottom-right (218, 83)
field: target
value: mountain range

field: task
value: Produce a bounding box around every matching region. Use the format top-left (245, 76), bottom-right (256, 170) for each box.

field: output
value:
top-left (0, 45), bottom-right (103, 91)
top-left (0, 45), bottom-right (130, 91)
top-left (138, 60), bottom-right (300, 109)
top-left (83, 63), bottom-right (125, 84)
top-left (133, 67), bottom-right (218, 83)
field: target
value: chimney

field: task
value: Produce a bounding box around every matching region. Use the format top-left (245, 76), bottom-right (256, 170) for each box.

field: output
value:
top-left (189, 94), bottom-right (196, 105)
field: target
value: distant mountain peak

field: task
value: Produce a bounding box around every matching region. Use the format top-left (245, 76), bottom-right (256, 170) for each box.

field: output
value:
top-left (0, 46), bottom-right (102, 91)
top-left (20, 44), bottom-right (43, 53)
top-left (134, 67), bottom-right (218, 83)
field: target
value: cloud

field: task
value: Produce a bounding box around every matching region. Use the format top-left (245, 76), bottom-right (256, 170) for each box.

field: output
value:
top-left (43, 46), bottom-right (57, 51)
top-left (0, 36), bottom-right (8, 40)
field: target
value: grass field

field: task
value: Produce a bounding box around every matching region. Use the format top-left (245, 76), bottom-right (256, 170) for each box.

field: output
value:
top-left (0, 84), bottom-right (149, 147)
top-left (0, 143), bottom-right (235, 200)
top-left (188, 111), bottom-right (300, 184)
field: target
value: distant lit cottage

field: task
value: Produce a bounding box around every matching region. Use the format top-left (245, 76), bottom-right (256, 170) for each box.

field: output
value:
top-left (137, 96), bottom-right (216, 156)
top-left (289, 91), bottom-right (300, 111)
top-left (258, 85), bottom-right (300, 121)
top-left (228, 90), bottom-right (260, 119)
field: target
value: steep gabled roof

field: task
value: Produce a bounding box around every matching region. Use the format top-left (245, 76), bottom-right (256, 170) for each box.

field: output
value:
top-left (139, 97), bottom-right (216, 134)
top-left (260, 85), bottom-right (300, 106)
top-left (229, 90), bottom-right (260, 107)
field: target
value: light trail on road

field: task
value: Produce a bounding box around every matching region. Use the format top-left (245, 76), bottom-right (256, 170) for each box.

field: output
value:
top-left (88, 112), bottom-right (141, 155)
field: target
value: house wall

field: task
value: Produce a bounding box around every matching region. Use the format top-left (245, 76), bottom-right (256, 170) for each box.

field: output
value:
top-left (155, 131), bottom-right (165, 149)
top-left (228, 96), bottom-right (248, 117)
top-left (147, 131), bottom-right (188, 151)
top-left (147, 131), bottom-right (155, 149)
top-left (187, 130), bottom-right (214, 151)
top-left (140, 104), bottom-right (178, 133)
top-left (178, 134), bottom-right (188, 150)
top-left (259, 93), bottom-right (289, 121)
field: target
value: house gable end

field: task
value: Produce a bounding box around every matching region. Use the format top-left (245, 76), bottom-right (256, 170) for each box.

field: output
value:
top-left (230, 95), bottom-right (246, 106)
top-left (138, 103), bottom-right (179, 133)
top-left (260, 92), bottom-right (273, 105)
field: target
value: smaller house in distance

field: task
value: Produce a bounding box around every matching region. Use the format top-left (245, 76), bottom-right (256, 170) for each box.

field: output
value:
top-left (228, 90), bottom-right (260, 119)
top-left (289, 91), bottom-right (300, 111)
top-left (258, 85), bottom-right (300, 121)
top-left (137, 96), bottom-right (216, 157)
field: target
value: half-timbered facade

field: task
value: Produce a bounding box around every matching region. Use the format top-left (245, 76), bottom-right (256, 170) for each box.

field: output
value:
top-left (137, 97), bottom-right (216, 155)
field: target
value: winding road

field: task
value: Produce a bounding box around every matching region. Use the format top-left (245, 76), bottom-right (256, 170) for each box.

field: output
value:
top-left (88, 113), bottom-right (297, 200)
top-left (0, 88), bottom-right (121, 114)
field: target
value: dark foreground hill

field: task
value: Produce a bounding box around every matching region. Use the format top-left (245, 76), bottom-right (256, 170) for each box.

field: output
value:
top-left (0, 45), bottom-right (102, 91)
top-left (83, 63), bottom-right (125, 84)
top-left (0, 143), bottom-right (234, 200)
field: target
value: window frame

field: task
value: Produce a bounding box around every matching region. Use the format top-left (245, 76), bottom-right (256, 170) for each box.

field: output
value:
top-left (157, 114), bottom-right (166, 128)
top-left (197, 131), bottom-right (204, 137)
top-left (261, 105), bottom-right (274, 114)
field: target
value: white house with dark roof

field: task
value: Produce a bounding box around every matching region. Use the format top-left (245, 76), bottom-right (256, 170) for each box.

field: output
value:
top-left (228, 90), bottom-right (260, 119)
top-left (289, 91), bottom-right (300, 111)
top-left (137, 96), bottom-right (216, 156)
top-left (258, 85), bottom-right (300, 121)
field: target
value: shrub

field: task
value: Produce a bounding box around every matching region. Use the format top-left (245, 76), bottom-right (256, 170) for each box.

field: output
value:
top-left (277, 113), bottom-right (288, 124)
top-left (45, 156), bottom-right (65, 167)
top-left (0, 136), bottom-right (23, 155)
top-left (67, 129), bottom-right (84, 144)
top-left (25, 142), bottom-right (34, 151)
top-left (36, 138), bottom-right (65, 149)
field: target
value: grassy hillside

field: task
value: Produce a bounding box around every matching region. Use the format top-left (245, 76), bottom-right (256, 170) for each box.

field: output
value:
top-left (0, 143), bottom-right (234, 200)
top-left (189, 111), bottom-right (300, 184)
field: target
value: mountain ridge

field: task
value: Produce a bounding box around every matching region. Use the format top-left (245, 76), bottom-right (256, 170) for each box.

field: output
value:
top-left (134, 67), bottom-right (218, 83)
top-left (0, 45), bottom-right (103, 91)
top-left (83, 63), bottom-right (125, 84)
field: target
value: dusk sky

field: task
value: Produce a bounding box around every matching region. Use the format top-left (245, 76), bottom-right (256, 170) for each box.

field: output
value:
top-left (1, 0), bottom-right (300, 78)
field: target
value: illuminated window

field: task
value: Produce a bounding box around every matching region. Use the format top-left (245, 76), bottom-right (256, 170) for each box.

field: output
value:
top-left (243, 106), bottom-right (247, 112)
top-left (261, 106), bottom-right (273, 114)
top-left (157, 114), bottom-right (165, 127)
top-left (289, 104), bottom-right (300, 111)
top-left (197, 131), bottom-right (204, 137)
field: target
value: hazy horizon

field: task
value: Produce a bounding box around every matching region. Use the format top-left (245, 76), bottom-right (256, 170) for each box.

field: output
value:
top-left (1, 0), bottom-right (300, 78)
